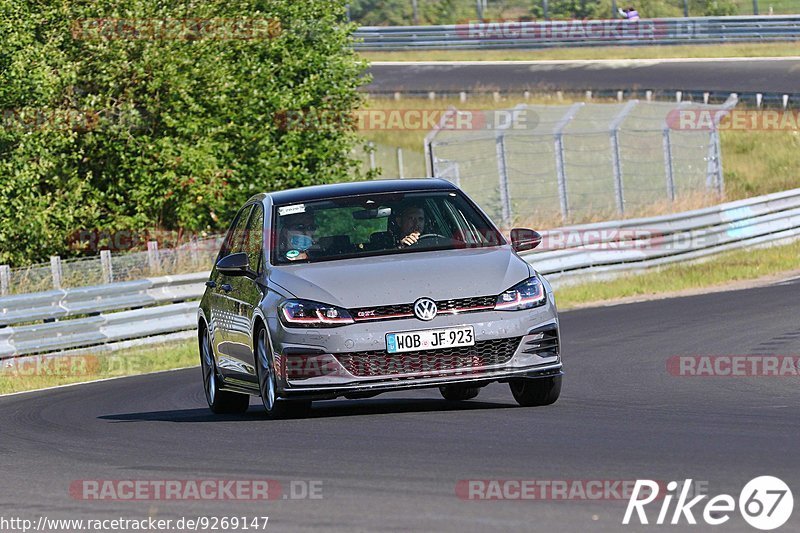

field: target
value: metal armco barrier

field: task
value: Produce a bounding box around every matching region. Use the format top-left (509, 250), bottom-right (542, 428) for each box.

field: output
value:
top-left (0, 271), bottom-right (208, 327)
top-left (353, 15), bottom-right (800, 50)
top-left (526, 187), bottom-right (800, 284)
top-left (1, 188), bottom-right (800, 358)
top-left (0, 302), bottom-right (198, 359)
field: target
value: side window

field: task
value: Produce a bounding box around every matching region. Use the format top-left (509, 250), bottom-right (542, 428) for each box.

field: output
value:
top-left (229, 205), bottom-right (253, 254)
top-left (219, 205), bottom-right (252, 260)
top-left (244, 204), bottom-right (264, 273)
top-left (218, 208), bottom-right (242, 261)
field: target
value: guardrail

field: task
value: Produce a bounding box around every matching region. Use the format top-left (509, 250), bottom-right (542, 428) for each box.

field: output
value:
top-left (525, 187), bottom-right (800, 283)
top-left (0, 271), bottom-right (207, 327)
top-left (1, 187), bottom-right (799, 359)
top-left (354, 15), bottom-right (800, 50)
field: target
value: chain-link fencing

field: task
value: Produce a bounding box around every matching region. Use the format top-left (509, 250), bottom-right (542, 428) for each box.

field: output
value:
top-left (0, 237), bottom-right (223, 296)
top-left (424, 96), bottom-right (737, 228)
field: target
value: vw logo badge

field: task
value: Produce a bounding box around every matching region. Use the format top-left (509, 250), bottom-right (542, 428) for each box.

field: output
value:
top-left (413, 298), bottom-right (438, 321)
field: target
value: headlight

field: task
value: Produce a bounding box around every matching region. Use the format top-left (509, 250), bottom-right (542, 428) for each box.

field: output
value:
top-left (279, 299), bottom-right (354, 327)
top-left (495, 276), bottom-right (546, 311)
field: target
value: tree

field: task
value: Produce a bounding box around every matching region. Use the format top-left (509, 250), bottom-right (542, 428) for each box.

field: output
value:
top-left (0, 0), bottom-right (369, 265)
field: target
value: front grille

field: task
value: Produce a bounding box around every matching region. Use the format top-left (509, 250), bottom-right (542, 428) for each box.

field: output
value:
top-left (437, 295), bottom-right (496, 312)
top-left (350, 295), bottom-right (496, 322)
top-left (334, 337), bottom-right (522, 377)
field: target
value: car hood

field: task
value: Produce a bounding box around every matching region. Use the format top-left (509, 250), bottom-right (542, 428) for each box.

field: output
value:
top-left (268, 246), bottom-right (530, 308)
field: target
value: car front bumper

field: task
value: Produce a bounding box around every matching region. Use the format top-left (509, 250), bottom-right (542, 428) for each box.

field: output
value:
top-left (266, 304), bottom-right (562, 400)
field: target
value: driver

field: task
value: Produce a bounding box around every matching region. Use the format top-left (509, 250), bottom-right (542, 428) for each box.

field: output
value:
top-left (279, 211), bottom-right (317, 261)
top-left (397, 205), bottom-right (426, 247)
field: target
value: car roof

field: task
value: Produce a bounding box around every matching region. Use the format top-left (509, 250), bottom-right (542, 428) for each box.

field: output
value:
top-left (265, 179), bottom-right (458, 205)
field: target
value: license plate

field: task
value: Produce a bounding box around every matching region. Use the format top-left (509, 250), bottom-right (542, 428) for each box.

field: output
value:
top-left (386, 326), bottom-right (475, 354)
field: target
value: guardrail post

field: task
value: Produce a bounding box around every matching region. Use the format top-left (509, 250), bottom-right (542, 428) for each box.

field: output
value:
top-left (753, 0), bottom-right (758, 15)
top-left (662, 128), bottom-right (676, 202)
top-left (610, 131), bottom-right (625, 214)
top-left (424, 140), bottom-right (434, 177)
top-left (0, 265), bottom-right (9, 296)
top-left (189, 239), bottom-right (199, 268)
top-left (423, 107), bottom-right (458, 178)
top-left (397, 147), bottom-right (405, 178)
top-left (147, 241), bottom-right (160, 274)
top-left (552, 103), bottom-right (584, 221)
top-left (368, 142), bottom-right (376, 172)
top-left (707, 128), bottom-right (725, 195)
top-left (495, 131), bottom-right (512, 228)
top-left (50, 256), bottom-right (63, 290)
top-left (609, 100), bottom-right (638, 215)
top-left (705, 93), bottom-right (736, 196)
top-left (100, 250), bottom-right (113, 284)
top-left (715, 131), bottom-right (725, 195)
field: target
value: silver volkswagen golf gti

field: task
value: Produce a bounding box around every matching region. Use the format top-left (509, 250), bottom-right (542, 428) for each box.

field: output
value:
top-left (198, 179), bottom-right (562, 417)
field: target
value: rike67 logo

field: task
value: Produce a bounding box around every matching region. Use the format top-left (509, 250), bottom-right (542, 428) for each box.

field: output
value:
top-left (623, 477), bottom-right (793, 530)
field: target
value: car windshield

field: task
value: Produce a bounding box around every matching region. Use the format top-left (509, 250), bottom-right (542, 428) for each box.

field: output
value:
top-left (271, 190), bottom-right (505, 265)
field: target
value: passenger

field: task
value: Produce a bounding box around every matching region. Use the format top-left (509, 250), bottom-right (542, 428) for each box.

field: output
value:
top-left (279, 211), bottom-right (317, 261)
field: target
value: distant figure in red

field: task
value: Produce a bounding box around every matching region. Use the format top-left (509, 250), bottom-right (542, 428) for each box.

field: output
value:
top-left (619, 6), bottom-right (640, 20)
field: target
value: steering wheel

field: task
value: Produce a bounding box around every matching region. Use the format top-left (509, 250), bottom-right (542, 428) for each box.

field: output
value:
top-left (416, 233), bottom-right (447, 241)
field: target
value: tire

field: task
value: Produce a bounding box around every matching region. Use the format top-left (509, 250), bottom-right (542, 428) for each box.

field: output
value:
top-left (439, 385), bottom-right (480, 401)
top-left (509, 375), bottom-right (562, 407)
top-left (256, 327), bottom-right (312, 419)
top-left (200, 328), bottom-right (250, 414)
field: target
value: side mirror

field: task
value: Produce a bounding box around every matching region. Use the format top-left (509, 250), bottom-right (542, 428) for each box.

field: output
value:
top-left (216, 252), bottom-right (257, 279)
top-left (510, 228), bottom-right (542, 252)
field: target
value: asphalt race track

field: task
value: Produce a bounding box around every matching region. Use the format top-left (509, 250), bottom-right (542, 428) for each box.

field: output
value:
top-left (1, 278), bottom-right (799, 532)
top-left (366, 58), bottom-right (800, 95)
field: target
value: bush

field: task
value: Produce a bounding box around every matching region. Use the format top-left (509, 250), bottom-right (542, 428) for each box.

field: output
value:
top-left (0, 0), bottom-right (369, 266)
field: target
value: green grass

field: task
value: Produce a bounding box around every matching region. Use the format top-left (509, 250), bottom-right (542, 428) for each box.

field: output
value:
top-left (721, 130), bottom-right (800, 199)
top-left (361, 42), bottom-right (799, 62)
top-left (554, 239), bottom-right (800, 309)
top-left (0, 340), bottom-right (198, 395)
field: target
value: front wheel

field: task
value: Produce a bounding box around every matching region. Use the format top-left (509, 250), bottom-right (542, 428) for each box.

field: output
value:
top-left (200, 328), bottom-right (249, 414)
top-left (509, 375), bottom-right (561, 407)
top-left (256, 327), bottom-right (312, 419)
